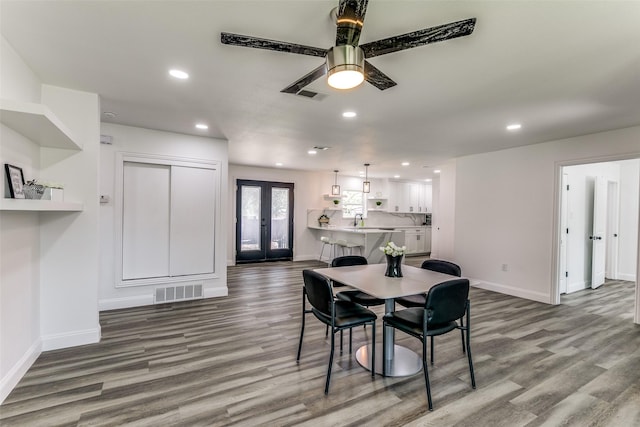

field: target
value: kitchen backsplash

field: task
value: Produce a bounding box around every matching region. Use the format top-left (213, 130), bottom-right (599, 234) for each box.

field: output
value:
top-left (308, 209), bottom-right (430, 228)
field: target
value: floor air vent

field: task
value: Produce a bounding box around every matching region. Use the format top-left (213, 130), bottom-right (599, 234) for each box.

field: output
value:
top-left (155, 284), bottom-right (203, 303)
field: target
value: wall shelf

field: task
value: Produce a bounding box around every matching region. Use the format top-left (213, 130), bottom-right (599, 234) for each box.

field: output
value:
top-left (0, 98), bottom-right (82, 150)
top-left (0, 199), bottom-right (84, 212)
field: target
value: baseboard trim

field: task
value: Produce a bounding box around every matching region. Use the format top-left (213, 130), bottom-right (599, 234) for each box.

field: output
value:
top-left (471, 279), bottom-right (552, 304)
top-left (204, 287), bottom-right (228, 298)
top-left (99, 295), bottom-right (154, 311)
top-left (41, 327), bottom-right (101, 352)
top-left (618, 273), bottom-right (637, 282)
top-left (0, 338), bottom-right (42, 404)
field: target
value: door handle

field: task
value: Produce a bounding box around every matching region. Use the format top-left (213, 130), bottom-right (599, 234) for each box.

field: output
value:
top-left (590, 236), bottom-right (602, 240)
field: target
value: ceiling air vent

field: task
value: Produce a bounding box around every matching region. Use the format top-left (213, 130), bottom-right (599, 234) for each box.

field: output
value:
top-left (296, 90), bottom-right (327, 101)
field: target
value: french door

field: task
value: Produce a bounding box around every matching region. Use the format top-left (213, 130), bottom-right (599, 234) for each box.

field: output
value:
top-left (236, 180), bottom-right (294, 263)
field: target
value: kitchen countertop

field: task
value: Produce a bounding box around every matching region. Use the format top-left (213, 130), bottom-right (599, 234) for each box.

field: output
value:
top-left (308, 226), bottom-right (404, 233)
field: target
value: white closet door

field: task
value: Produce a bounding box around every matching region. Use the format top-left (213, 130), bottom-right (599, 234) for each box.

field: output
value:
top-left (122, 162), bottom-right (170, 280)
top-left (170, 166), bottom-right (216, 276)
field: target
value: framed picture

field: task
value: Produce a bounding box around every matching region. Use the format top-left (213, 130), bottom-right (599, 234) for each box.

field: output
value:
top-left (5, 163), bottom-right (25, 199)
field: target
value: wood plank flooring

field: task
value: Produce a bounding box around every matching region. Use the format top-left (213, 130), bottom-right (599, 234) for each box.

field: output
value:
top-left (1, 259), bottom-right (639, 426)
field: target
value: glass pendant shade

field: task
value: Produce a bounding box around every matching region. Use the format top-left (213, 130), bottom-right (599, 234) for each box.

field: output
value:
top-left (331, 170), bottom-right (341, 196)
top-left (363, 163), bottom-right (370, 193)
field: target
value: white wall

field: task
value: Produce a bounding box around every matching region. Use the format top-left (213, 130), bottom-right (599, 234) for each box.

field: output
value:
top-left (447, 126), bottom-right (640, 306)
top-left (99, 123), bottom-right (228, 310)
top-left (1, 36), bottom-right (101, 402)
top-left (432, 160), bottom-right (456, 259)
top-left (619, 159), bottom-right (640, 281)
top-left (0, 36), bottom-right (42, 404)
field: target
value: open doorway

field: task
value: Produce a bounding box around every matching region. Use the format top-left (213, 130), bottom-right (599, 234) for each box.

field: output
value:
top-left (556, 158), bottom-right (639, 320)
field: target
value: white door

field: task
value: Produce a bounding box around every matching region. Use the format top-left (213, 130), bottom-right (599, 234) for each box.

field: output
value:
top-left (591, 176), bottom-right (607, 289)
top-left (559, 173), bottom-right (569, 294)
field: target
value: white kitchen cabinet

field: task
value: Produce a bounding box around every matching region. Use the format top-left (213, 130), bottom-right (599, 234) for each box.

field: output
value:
top-left (404, 228), bottom-right (420, 254)
top-left (387, 181), bottom-right (432, 213)
top-left (403, 227), bottom-right (430, 255)
top-left (423, 227), bottom-right (432, 254)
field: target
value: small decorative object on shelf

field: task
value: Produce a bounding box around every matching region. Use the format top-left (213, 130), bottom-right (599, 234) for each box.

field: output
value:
top-left (333, 199), bottom-right (340, 205)
top-left (4, 163), bottom-right (25, 199)
top-left (318, 214), bottom-right (330, 226)
top-left (376, 201), bottom-right (382, 207)
top-left (380, 241), bottom-right (406, 277)
top-left (23, 180), bottom-right (46, 200)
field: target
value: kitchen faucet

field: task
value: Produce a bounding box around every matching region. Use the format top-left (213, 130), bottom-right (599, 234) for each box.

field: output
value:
top-left (354, 213), bottom-right (364, 227)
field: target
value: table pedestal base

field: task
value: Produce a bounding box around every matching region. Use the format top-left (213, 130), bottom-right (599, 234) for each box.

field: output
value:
top-left (355, 344), bottom-right (422, 377)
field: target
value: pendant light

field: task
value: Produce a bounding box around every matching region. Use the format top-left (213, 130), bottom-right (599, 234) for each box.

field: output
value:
top-left (331, 170), bottom-right (341, 196)
top-left (363, 163), bottom-right (370, 193)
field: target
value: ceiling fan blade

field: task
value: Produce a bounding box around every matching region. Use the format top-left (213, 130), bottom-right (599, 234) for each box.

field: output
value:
top-left (360, 18), bottom-right (476, 58)
top-left (281, 63), bottom-right (328, 94)
top-left (221, 32), bottom-right (327, 58)
top-left (335, 0), bottom-right (369, 46)
top-left (364, 61), bottom-right (397, 91)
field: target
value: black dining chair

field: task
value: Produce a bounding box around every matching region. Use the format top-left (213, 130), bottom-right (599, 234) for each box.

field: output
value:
top-left (395, 259), bottom-right (462, 308)
top-left (297, 269), bottom-right (377, 394)
top-left (332, 256), bottom-right (385, 308)
top-left (395, 259), bottom-right (463, 364)
top-left (383, 278), bottom-right (475, 410)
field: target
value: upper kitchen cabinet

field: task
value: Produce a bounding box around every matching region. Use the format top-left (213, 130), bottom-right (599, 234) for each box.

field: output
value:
top-left (387, 181), bottom-right (432, 213)
top-left (0, 98), bottom-right (82, 150)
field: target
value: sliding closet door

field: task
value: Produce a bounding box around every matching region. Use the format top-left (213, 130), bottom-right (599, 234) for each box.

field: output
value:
top-left (117, 154), bottom-right (220, 287)
top-left (170, 166), bottom-right (216, 276)
top-left (122, 162), bottom-right (171, 280)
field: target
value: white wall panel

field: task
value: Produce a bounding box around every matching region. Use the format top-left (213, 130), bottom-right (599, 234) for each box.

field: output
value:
top-left (122, 162), bottom-right (170, 280)
top-left (170, 166), bottom-right (216, 276)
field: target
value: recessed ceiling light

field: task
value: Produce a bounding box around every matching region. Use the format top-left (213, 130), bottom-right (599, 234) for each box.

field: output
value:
top-left (434, 170), bottom-right (441, 174)
top-left (394, 175), bottom-right (401, 178)
top-left (401, 162), bottom-right (410, 166)
top-left (275, 162), bottom-right (283, 167)
top-left (425, 179), bottom-right (432, 182)
top-left (506, 123), bottom-right (522, 131)
top-left (195, 123), bottom-right (208, 130)
top-left (169, 69), bottom-right (189, 79)
top-left (342, 111), bottom-right (357, 118)
top-left (308, 150), bottom-right (317, 155)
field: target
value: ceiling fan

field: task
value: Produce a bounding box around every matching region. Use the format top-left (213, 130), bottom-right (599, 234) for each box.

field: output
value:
top-left (221, 0), bottom-right (476, 94)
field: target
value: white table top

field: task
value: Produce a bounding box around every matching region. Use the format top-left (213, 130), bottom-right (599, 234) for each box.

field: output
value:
top-left (314, 264), bottom-right (459, 299)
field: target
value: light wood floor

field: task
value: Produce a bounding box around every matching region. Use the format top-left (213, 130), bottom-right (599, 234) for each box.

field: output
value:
top-left (2, 258), bottom-right (639, 426)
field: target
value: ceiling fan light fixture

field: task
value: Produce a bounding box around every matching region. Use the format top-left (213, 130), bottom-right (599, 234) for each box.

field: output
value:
top-left (327, 45), bottom-right (365, 90)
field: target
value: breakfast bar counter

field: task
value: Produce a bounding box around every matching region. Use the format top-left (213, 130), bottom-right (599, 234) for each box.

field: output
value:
top-left (309, 225), bottom-right (405, 263)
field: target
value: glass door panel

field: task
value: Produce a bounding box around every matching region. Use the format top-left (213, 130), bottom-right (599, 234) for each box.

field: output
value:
top-left (271, 187), bottom-right (290, 249)
top-left (240, 185), bottom-right (261, 252)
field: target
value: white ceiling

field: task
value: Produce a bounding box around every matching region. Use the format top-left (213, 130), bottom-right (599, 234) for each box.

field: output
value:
top-left (2, 1), bottom-right (639, 180)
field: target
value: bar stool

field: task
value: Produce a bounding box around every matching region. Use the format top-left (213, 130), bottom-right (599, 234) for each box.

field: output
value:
top-left (335, 239), bottom-right (363, 256)
top-left (319, 236), bottom-right (337, 263)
